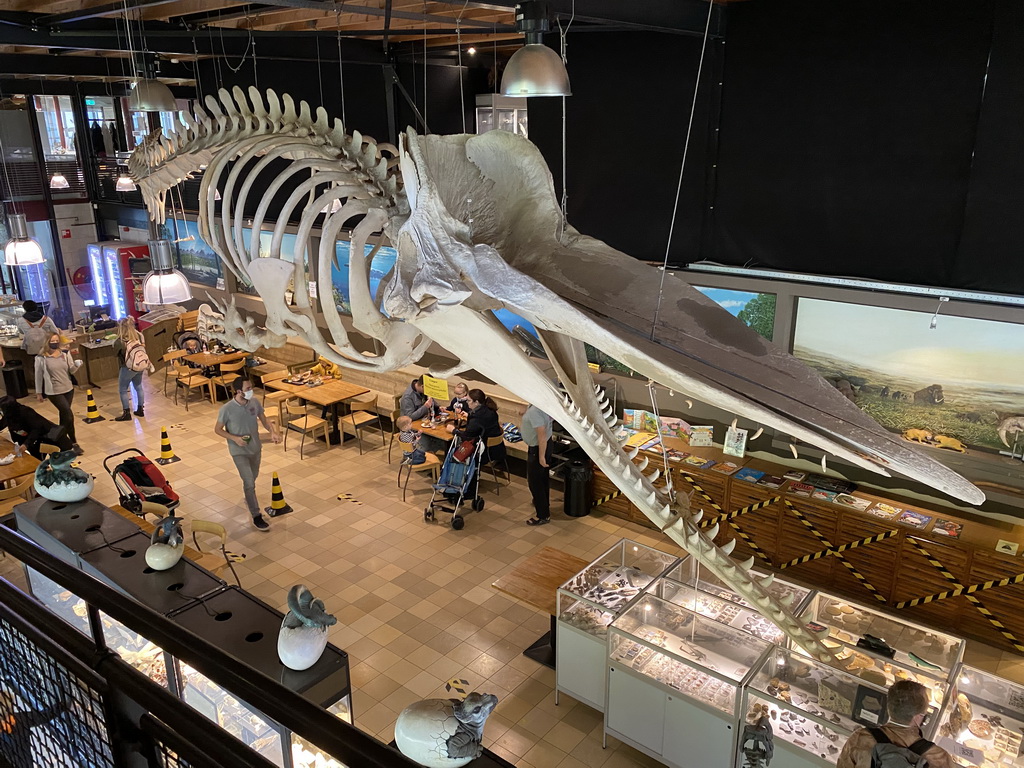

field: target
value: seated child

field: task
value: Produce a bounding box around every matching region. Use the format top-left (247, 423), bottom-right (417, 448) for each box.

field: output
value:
top-left (396, 415), bottom-right (426, 465)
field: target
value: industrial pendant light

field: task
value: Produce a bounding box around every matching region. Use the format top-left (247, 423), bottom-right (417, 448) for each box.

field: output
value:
top-left (501, 1), bottom-right (570, 97)
top-left (142, 239), bottom-right (192, 304)
top-left (4, 214), bottom-right (45, 266)
top-left (128, 77), bottom-right (177, 112)
top-left (115, 174), bottom-right (137, 192)
top-left (49, 173), bottom-right (70, 189)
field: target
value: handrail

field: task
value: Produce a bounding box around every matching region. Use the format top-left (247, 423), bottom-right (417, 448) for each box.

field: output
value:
top-left (0, 523), bottom-right (419, 768)
top-left (0, 575), bottom-right (279, 768)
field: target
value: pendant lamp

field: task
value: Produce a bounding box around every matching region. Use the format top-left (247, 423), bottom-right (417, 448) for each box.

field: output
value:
top-left (4, 214), bottom-right (45, 266)
top-left (501, 1), bottom-right (570, 97)
top-left (128, 78), bottom-right (177, 112)
top-left (115, 174), bottom-right (137, 192)
top-left (142, 239), bottom-right (192, 304)
top-left (49, 173), bottom-right (70, 190)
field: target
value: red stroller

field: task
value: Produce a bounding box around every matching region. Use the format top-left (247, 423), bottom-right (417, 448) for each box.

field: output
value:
top-left (104, 449), bottom-right (180, 516)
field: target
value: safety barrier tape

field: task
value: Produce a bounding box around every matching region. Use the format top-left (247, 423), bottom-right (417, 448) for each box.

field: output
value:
top-left (778, 529), bottom-right (898, 569)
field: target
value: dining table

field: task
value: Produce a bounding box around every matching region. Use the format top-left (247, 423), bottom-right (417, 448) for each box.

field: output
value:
top-left (0, 438), bottom-right (41, 487)
top-left (265, 378), bottom-right (371, 443)
top-left (183, 350), bottom-right (249, 368)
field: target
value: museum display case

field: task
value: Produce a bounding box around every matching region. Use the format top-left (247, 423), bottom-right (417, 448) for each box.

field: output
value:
top-left (653, 561), bottom-right (814, 645)
top-left (935, 666), bottom-right (1024, 767)
top-left (606, 595), bottom-right (770, 768)
top-left (741, 645), bottom-right (890, 767)
top-left (555, 538), bottom-right (681, 710)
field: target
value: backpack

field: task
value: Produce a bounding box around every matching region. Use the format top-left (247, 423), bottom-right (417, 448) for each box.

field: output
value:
top-left (22, 317), bottom-right (51, 356)
top-left (869, 728), bottom-right (931, 768)
top-left (124, 340), bottom-right (152, 372)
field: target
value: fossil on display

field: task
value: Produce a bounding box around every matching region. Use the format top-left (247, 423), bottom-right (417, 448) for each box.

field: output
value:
top-left (130, 87), bottom-right (985, 664)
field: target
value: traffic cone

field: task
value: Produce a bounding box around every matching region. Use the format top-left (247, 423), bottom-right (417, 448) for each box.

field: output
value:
top-left (156, 427), bottom-right (180, 465)
top-left (265, 472), bottom-right (293, 517)
top-left (82, 389), bottom-right (105, 423)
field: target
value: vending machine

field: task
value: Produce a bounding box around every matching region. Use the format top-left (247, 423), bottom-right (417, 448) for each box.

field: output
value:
top-left (86, 243), bottom-right (109, 308)
top-left (101, 242), bottom-right (150, 320)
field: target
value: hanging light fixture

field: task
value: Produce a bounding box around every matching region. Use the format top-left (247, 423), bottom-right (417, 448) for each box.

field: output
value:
top-left (4, 214), bottom-right (45, 266)
top-left (115, 173), bottom-right (137, 192)
top-left (501, 1), bottom-right (570, 97)
top-left (128, 77), bottom-right (177, 112)
top-left (49, 173), bottom-right (70, 190)
top-left (142, 239), bottom-right (192, 304)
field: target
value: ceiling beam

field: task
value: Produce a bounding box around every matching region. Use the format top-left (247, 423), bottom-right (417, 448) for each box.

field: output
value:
top-left (37, 0), bottom-right (181, 26)
top-left (459, 0), bottom-right (724, 36)
top-left (0, 52), bottom-right (193, 78)
top-left (182, 1), bottom-right (509, 30)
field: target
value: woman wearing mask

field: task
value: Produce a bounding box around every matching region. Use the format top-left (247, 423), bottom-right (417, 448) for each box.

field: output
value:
top-left (112, 317), bottom-right (147, 421)
top-left (34, 333), bottom-right (83, 455)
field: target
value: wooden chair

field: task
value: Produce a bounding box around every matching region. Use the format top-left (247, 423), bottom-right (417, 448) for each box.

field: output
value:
top-left (209, 360), bottom-right (247, 401)
top-left (190, 520), bottom-right (242, 586)
top-left (398, 442), bottom-right (441, 502)
top-left (0, 476), bottom-right (35, 515)
top-left (174, 363), bottom-right (212, 411)
top-left (341, 393), bottom-right (385, 455)
top-left (261, 370), bottom-right (295, 426)
top-left (283, 401), bottom-right (330, 459)
top-left (37, 442), bottom-right (61, 456)
top-left (386, 406), bottom-right (403, 464)
top-left (483, 435), bottom-right (511, 495)
top-left (162, 349), bottom-right (188, 397)
top-left (177, 310), bottom-right (200, 333)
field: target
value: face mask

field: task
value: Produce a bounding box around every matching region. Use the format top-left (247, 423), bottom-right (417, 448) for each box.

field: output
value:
top-left (242, 390), bottom-right (254, 400)
top-left (49, 343), bottom-right (60, 350)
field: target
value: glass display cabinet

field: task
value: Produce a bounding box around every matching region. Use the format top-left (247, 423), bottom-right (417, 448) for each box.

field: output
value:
top-left (934, 666), bottom-right (1024, 767)
top-left (742, 645), bottom-right (890, 767)
top-left (606, 595), bottom-right (771, 768)
top-left (653, 561), bottom-right (814, 645)
top-left (475, 94), bottom-right (528, 137)
top-left (555, 538), bottom-right (681, 710)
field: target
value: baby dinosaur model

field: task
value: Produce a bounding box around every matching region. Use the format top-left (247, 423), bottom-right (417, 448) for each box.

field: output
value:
top-left (34, 450), bottom-right (94, 503)
top-left (129, 86), bottom-right (985, 664)
top-left (145, 510), bottom-right (184, 571)
top-left (395, 692), bottom-right (499, 767)
top-left (278, 585), bottom-right (337, 671)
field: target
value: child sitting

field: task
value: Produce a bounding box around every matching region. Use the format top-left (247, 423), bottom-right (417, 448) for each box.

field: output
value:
top-left (396, 415), bottom-right (426, 465)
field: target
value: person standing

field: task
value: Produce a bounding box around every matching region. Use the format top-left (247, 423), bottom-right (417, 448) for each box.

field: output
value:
top-left (34, 333), bottom-right (83, 455)
top-left (112, 317), bottom-right (148, 421)
top-left (214, 377), bottom-right (280, 532)
top-left (837, 680), bottom-right (952, 768)
top-left (16, 300), bottom-right (59, 357)
top-left (522, 404), bottom-right (554, 526)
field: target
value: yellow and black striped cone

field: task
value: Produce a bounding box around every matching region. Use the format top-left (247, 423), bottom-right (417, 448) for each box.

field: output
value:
top-left (156, 427), bottom-right (180, 465)
top-left (265, 472), bottom-right (293, 517)
top-left (82, 389), bottom-right (105, 423)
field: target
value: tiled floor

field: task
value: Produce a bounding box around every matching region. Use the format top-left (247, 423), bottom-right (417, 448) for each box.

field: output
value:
top-left (6, 376), bottom-right (1024, 767)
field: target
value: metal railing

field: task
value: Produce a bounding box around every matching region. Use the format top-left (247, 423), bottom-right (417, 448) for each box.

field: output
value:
top-left (0, 522), bottom-right (418, 768)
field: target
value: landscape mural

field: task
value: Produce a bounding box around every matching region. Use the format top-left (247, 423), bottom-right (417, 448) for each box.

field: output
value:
top-left (164, 218), bottom-right (222, 287)
top-left (793, 298), bottom-right (1024, 453)
top-left (694, 286), bottom-right (777, 341)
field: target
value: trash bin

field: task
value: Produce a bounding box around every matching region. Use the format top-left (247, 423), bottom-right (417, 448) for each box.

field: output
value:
top-left (2, 361), bottom-right (27, 400)
top-left (563, 460), bottom-right (592, 518)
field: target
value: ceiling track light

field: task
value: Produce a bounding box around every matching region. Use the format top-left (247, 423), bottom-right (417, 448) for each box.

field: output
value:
top-left (4, 213), bottom-right (45, 266)
top-left (142, 239), bottom-right (192, 305)
top-left (501, 1), bottom-right (571, 97)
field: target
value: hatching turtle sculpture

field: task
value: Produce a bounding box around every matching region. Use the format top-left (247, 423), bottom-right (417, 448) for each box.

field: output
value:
top-left (395, 692), bottom-right (498, 768)
top-left (145, 511), bottom-right (184, 571)
top-left (34, 450), bottom-right (93, 502)
top-left (277, 585), bottom-right (337, 671)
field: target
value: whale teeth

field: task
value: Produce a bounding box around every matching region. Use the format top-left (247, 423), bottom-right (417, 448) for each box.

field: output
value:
top-left (720, 538), bottom-right (736, 555)
top-left (691, 509), bottom-right (703, 523)
top-left (646, 469), bottom-right (660, 483)
top-left (636, 457), bottom-right (649, 471)
top-left (821, 454), bottom-right (828, 473)
top-left (634, 476), bottom-right (644, 492)
top-left (645, 490), bottom-right (657, 506)
top-left (760, 573), bottom-right (775, 587)
top-left (738, 556), bottom-right (755, 571)
top-left (685, 400), bottom-right (693, 409)
top-left (789, 442), bottom-right (799, 459)
top-left (706, 523), bottom-right (719, 539)
top-left (751, 427), bottom-right (764, 440)
top-left (626, 447), bottom-right (639, 460)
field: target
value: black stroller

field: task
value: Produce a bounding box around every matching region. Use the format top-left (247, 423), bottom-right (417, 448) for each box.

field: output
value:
top-left (424, 438), bottom-right (485, 530)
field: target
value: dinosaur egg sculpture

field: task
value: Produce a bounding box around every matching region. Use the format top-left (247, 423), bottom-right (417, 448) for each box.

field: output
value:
top-left (34, 450), bottom-right (94, 502)
top-left (395, 693), bottom-right (498, 768)
top-left (278, 585), bottom-right (337, 671)
top-left (145, 513), bottom-right (184, 571)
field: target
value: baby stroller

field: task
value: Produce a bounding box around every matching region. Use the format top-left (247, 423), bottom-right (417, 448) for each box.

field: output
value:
top-left (104, 448), bottom-right (180, 516)
top-left (424, 438), bottom-right (485, 530)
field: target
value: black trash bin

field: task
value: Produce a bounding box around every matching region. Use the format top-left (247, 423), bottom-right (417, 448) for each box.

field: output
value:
top-left (563, 460), bottom-right (592, 518)
top-left (2, 361), bottom-right (27, 400)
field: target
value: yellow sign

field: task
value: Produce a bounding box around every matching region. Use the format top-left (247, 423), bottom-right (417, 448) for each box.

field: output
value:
top-left (422, 374), bottom-right (449, 402)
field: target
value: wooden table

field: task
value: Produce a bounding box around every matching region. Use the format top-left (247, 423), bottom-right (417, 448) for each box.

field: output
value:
top-left (493, 546), bottom-right (588, 668)
top-left (184, 350), bottom-right (248, 368)
top-left (416, 414), bottom-right (467, 443)
top-left (78, 338), bottom-right (118, 388)
top-left (266, 378), bottom-right (371, 443)
top-left (0, 439), bottom-right (41, 487)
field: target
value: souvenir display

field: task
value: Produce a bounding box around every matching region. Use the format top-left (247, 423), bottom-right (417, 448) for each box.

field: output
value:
top-left (799, 593), bottom-right (962, 707)
top-left (936, 667), bottom-right (1024, 767)
top-left (743, 647), bottom-right (890, 765)
top-left (556, 539), bottom-right (680, 711)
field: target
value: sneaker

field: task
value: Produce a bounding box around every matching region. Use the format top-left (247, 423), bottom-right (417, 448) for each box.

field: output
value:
top-left (72, 443), bottom-right (85, 456)
top-left (251, 514), bottom-right (270, 532)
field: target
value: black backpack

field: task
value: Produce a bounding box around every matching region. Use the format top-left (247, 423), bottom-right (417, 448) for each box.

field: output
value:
top-left (869, 728), bottom-right (931, 768)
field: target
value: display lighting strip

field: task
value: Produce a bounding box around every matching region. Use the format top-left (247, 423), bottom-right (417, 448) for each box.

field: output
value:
top-left (682, 262), bottom-right (1024, 307)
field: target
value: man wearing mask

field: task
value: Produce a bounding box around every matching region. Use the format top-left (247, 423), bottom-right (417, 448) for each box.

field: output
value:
top-left (214, 377), bottom-right (280, 531)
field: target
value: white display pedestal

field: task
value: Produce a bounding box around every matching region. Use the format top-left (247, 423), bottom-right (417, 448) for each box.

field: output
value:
top-left (555, 621), bottom-right (608, 711)
top-left (606, 664), bottom-right (736, 768)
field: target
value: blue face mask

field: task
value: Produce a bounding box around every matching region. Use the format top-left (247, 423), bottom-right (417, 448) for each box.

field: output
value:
top-left (243, 390), bottom-right (254, 400)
